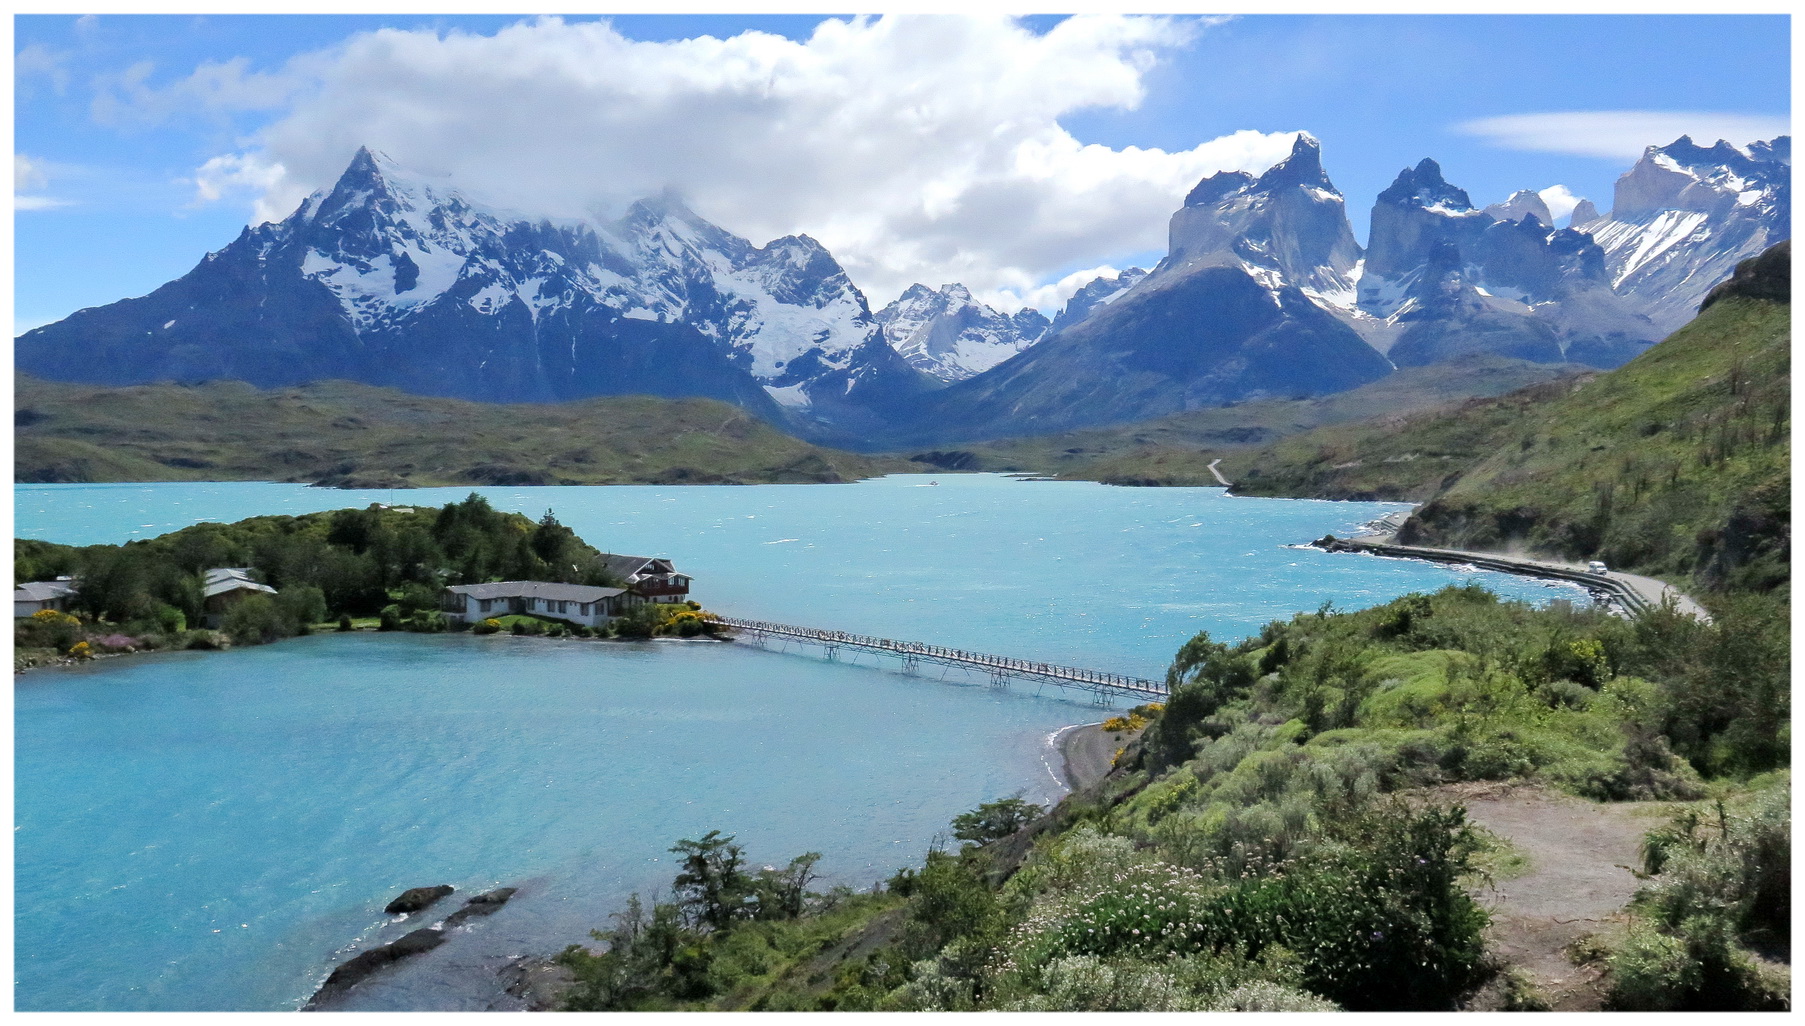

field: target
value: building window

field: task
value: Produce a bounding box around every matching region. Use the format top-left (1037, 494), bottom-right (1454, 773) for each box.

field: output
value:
top-left (479, 599), bottom-right (491, 613)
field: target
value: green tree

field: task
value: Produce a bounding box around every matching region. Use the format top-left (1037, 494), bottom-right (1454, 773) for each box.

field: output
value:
top-left (950, 792), bottom-right (1043, 847)
top-left (325, 506), bottom-right (379, 554)
top-left (750, 852), bottom-right (823, 921)
top-left (532, 509), bottom-right (579, 568)
top-left (670, 830), bottom-right (753, 932)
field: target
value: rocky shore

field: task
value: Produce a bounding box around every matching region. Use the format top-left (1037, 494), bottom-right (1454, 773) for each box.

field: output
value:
top-left (304, 885), bottom-right (521, 1011)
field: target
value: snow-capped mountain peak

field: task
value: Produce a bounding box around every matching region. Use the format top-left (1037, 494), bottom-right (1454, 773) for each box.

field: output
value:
top-left (1164, 131), bottom-right (1362, 300)
top-left (1483, 189), bottom-right (1554, 227)
top-left (1582, 134), bottom-right (1790, 329)
top-left (875, 282), bottom-right (1049, 382)
top-left (18, 146), bottom-right (933, 427)
top-left (1048, 267), bottom-right (1148, 333)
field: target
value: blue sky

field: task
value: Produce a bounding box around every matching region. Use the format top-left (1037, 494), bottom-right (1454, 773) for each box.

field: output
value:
top-left (14, 13), bottom-right (1790, 332)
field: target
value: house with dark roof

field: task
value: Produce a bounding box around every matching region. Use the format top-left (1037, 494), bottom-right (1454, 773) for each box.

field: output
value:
top-left (203, 568), bottom-right (278, 627)
top-left (14, 579), bottom-right (78, 618)
top-left (598, 555), bottom-right (693, 604)
top-left (441, 581), bottom-right (628, 628)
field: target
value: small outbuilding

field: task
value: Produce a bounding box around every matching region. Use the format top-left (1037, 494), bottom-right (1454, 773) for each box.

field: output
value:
top-left (14, 579), bottom-right (78, 618)
top-left (441, 581), bottom-right (628, 628)
top-left (203, 567), bottom-right (278, 628)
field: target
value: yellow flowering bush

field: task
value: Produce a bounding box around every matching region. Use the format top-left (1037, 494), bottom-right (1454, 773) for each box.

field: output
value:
top-left (1103, 712), bottom-right (1151, 733)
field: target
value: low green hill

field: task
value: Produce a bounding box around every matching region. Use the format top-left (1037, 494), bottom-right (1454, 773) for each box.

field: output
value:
top-left (1218, 374), bottom-right (1595, 502)
top-left (901, 357), bottom-right (1581, 484)
top-left (14, 377), bottom-right (914, 487)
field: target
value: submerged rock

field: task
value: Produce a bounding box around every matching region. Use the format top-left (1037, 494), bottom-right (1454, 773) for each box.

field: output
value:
top-left (384, 884), bottom-right (454, 915)
top-left (306, 886), bottom-right (521, 1009)
top-left (443, 887), bottom-right (518, 929)
top-left (304, 928), bottom-right (449, 1008)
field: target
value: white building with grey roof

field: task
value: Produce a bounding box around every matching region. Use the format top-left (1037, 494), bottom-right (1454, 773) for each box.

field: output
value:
top-left (202, 568), bottom-right (278, 627)
top-left (441, 581), bottom-right (628, 628)
top-left (14, 579), bottom-right (78, 618)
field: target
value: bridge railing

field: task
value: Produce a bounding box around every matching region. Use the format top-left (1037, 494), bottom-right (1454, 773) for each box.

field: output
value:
top-left (715, 616), bottom-right (1165, 696)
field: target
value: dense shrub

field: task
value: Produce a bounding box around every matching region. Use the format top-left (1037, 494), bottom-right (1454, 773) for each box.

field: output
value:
top-left (16, 609), bottom-right (83, 651)
top-left (222, 594), bottom-right (290, 645)
top-left (404, 611), bottom-right (449, 633)
top-left (613, 603), bottom-right (723, 640)
top-left (1639, 784), bottom-right (1790, 948)
top-left (275, 585), bottom-right (328, 634)
top-left (1143, 631), bottom-right (1256, 772)
top-left (999, 799), bottom-right (1486, 1012)
top-left (182, 630), bottom-right (225, 650)
top-left (905, 850), bottom-right (1002, 959)
top-left (1607, 916), bottom-right (1785, 1011)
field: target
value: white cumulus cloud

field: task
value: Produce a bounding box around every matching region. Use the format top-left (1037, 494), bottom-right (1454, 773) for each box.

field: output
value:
top-left (190, 152), bottom-right (288, 206)
top-left (1455, 110), bottom-right (1790, 161)
top-left (1536, 185), bottom-right (1583, 224)
top-left (141, 15), bottom-right (1300, 308)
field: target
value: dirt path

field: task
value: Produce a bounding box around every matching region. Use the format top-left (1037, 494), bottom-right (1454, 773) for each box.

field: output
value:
top-left (1206, 458), bottom-right (1231, 487)
top-left (1439, 782), bottom-right (1669, 1010)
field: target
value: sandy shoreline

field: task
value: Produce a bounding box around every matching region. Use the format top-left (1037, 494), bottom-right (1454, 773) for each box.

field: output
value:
top-left (1054, 722), bottom-right (1122, 791)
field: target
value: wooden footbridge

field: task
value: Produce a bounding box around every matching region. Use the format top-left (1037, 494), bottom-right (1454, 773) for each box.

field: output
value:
top-left (713, 616), bottom-right (1167, 704)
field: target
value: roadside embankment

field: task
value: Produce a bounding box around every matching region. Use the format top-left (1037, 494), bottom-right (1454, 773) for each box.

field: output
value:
top-left (1314, 536), bottom-right (1711, 622)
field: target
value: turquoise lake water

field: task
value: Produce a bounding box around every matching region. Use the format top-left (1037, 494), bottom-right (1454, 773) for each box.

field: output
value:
top-left (14, 475), bottom-right (1589, 1010)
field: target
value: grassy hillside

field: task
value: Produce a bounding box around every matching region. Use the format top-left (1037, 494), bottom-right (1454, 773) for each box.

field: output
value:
top-left (902, 357), bottom-right (1582, 484)
top-left (14, 377), bottom-right (915, 487)
top-left (1221, 291), bottom-right (1788, 596)
top-left (553, 585), bottom-right (1789, 1012)
top-left (1399, 296), bottom-right (1788, 594)
top-left (1218, 374), bottom-right (1595, 502)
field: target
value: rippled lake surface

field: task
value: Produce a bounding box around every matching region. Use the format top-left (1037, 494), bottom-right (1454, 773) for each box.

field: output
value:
top-left (14, 475), bottom-right (1587, 1009)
